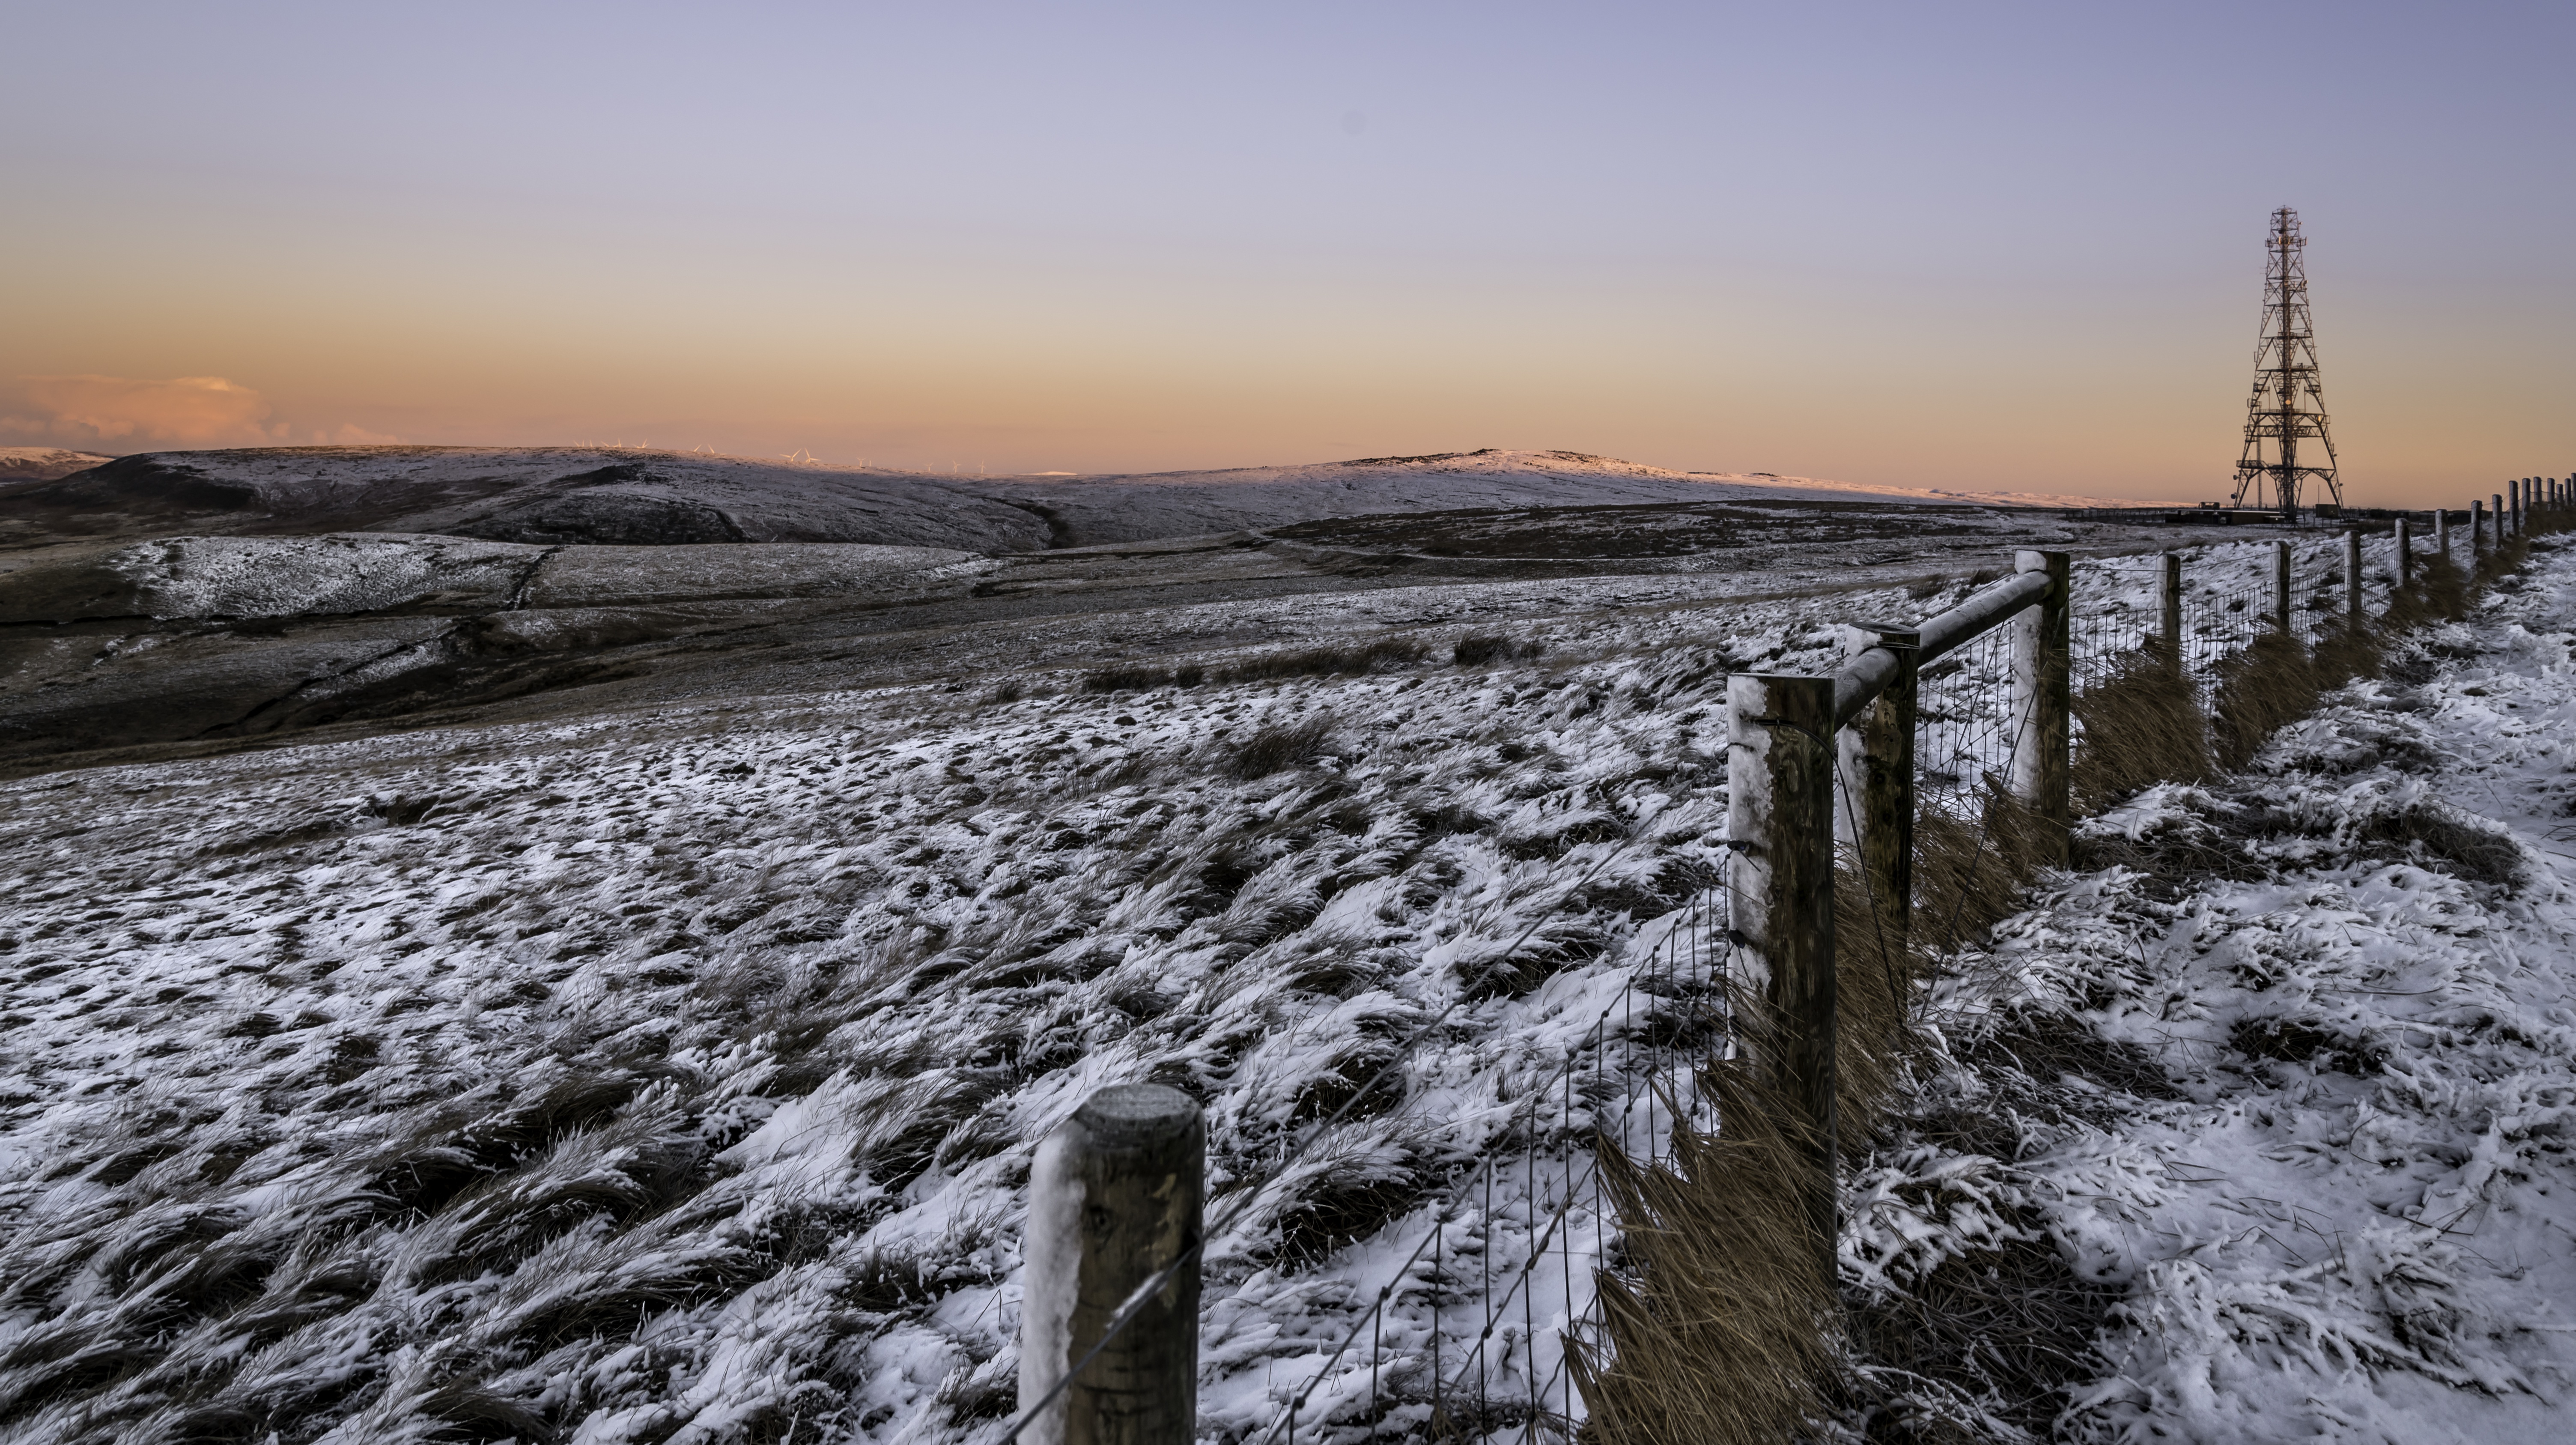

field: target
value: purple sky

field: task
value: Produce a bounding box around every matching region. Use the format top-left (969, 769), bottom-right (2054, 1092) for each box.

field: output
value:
top-left (3, 0), bottom-right (2570, 503)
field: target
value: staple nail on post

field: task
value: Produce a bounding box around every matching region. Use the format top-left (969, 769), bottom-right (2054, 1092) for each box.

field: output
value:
top-left (1726, 672), bottom-right (1837, 1276)
top-left (2009, 550), bottom-right (2071, 863)
top-left (1019, 1084), bottom-right (1204, 1445)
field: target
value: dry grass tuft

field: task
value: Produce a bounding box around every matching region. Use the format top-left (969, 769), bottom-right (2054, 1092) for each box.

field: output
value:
top-left (2209, 630), bottom-right (2323, 771)
top-left (2071, 647), bottom-right (2211, 812)
top-left (1452, 633), bottom-right (1547, 667)
top-left (1831, 863), bottom-right (1919, 1152)
top-left (1572, 1063), bottom-right (1837, 1445)
top-left (1225, 638), bottom-right (1428, 682)
top-left (1224, 714), bottom-right (1338, 779)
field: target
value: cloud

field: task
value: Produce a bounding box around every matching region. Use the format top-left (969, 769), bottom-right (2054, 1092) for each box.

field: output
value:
top-left (0, 374), bottom-right (287, 448)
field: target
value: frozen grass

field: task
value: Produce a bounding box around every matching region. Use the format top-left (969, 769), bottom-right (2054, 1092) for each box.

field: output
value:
top-left (0, 532), bottom-right (2475, 1444)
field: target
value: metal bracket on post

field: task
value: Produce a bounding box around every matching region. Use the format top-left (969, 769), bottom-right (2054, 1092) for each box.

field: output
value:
top-left (2010, 551), bottom-right (2071, 863)
top-left (1726, 672), bottom-right (1838, 1277)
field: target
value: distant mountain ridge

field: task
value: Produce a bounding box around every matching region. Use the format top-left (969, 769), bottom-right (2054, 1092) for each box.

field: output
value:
top-left (0, 448), bottom-right (115, 482)
top-left (0, 443), bottom-right (2150, 552)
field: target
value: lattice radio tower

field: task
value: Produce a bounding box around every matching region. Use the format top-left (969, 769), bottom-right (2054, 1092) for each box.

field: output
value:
top-left (2230, 206), bottom-right (2341, 513)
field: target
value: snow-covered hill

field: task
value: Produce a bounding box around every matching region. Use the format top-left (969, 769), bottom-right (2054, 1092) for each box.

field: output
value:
top-left (0, 447), bottom-right (1053, 553)
top-left (0, 445), bottom-right (2152, 554)
top-left (0, 448), bottom-right (113, 483)
top-left (955, 448), bottom-right (2153, 547)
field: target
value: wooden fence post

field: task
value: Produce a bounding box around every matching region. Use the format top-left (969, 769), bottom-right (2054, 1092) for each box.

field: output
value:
top-left (2271, 538), bottom-right (2293, 636)
top-left (2010, 550), bottom-right (2070, 863)
top-left (1841, 625), bottom-right (1918, 956)
top-left (2394, 517), bottom-right (2412, 588)
top-left (2158, 552), bottom-right (2183, 663)
top-left (1726, 672), bottom-right (1837, 1274)
top-left (2435, 508), bottom-right (2448, 559)
top-left (2473, 501), bottom-right (2487, 553)
top-left (2344, 529), bottom-right (2363, 622)
top-left (2513, 480), bottom-right (2524, 535)
top-left (2496, 493), bottom-right (2508, 541)
top-left (1020, 1084), bottom-right (1204, 1445)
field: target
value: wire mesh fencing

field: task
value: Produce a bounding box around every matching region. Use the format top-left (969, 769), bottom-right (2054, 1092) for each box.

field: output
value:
top-left (1246, 881), bottom-right (1735, 1444)
top-left (1912, 624), bottom-right (2018, 821)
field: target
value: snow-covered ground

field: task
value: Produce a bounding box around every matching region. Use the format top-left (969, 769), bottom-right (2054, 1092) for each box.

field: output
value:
top-left (1858, 537), bottom-right (2576, 1442)
top-left (0, 531), bottom-right (2495, 1444)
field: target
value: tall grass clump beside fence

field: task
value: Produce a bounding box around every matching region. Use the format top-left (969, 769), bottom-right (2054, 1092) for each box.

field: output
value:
top-left (1573, 1065), bottom-right (1837, 1445)
top-left (2071, 646), bottom-right (2213, 812)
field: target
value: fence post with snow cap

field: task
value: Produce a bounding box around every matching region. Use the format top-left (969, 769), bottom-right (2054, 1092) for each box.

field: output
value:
top-left (1017, 1084), bottom-right (1204, 1445)
top-left (1727, 672), bottom-right (1839, 1273)
top-left (2010, 551), bottom-right (2071, 861)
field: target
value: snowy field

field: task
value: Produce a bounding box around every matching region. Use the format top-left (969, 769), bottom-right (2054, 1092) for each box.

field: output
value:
top-left (0, 531), bottom-right (2520, 1444)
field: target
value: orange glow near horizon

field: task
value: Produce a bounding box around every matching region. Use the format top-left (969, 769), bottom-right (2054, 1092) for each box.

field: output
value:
top-left (3, 6), bottom-right (2569, 510)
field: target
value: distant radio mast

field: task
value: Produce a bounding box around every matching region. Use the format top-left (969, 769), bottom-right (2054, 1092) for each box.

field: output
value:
top-left (2230, 206), bottom-right (2341, 513)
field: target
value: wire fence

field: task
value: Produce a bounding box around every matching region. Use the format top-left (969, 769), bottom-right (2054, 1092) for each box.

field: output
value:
top-left (1051, 544), bottom-right (2399, 1442)
top-left (1251, 881), bottom-right (1734, 1443)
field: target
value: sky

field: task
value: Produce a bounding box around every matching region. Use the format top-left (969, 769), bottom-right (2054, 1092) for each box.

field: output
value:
top-left (3, 1), bottom-right (2571, 506)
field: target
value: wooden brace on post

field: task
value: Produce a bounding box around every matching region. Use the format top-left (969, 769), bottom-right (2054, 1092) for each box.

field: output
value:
top-left (1840, 624), bottom-right (1918, 957)
top-left (1726, 672), bottom-right (1838, 1276)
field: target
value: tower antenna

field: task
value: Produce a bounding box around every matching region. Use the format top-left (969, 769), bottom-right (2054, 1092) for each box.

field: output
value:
top-left (2230, 207), bottom-right (2340, 514)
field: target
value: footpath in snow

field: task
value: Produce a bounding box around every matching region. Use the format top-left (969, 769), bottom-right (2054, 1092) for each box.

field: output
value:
top-left (1862, 539), bottom-right (2576, 1442)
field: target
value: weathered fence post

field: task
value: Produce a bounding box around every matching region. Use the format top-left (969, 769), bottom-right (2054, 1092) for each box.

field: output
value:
top-left (2496, 492), bottom-right (2508, 541)
top-left (1726, 672), bottom-right (1837, 1273)
top-left (2344, 529), bottom-right (2363, 622)
top-left (2513, 480), bottom-right (2524, 535)
top-left (1020, 1084), bottom-right (1204, 1445)
top-left (2473, 500), bottom-right (2487, 554)
top-left (2435, 508), bottom-right (2448, 559)
top-left (2395, 517), bottom-right (2412, 587)
top-left (2010, 550), bottom-right (2070, 862)
top-left (2158, 551), bottom-right (2183, 662)
top-left (1841, 625), bottom-right (1918, 954)
top-left (2271, 538), bottom-right (2293, 636)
